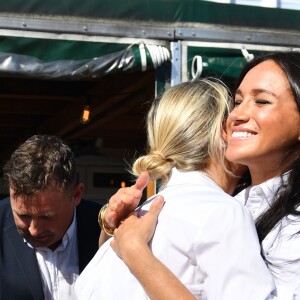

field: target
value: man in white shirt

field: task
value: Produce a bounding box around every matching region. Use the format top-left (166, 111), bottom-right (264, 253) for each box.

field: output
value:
top-left (0, 135), bottom-right (101, 300)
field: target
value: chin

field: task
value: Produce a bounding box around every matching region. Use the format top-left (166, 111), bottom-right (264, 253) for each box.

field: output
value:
top-left (32, 241), bottom-right (51, 248)
top-left (225, 151), bottom-right (250, 165)
top-left (30, 236), bottom-right (57, 249)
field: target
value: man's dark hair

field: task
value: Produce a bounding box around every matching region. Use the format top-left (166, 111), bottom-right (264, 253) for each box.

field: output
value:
top-left (3, 134), bottom-right (77, 197)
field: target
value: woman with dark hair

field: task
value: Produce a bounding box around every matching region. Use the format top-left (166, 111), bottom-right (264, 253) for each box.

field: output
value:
top-left (231, 51), bottom-right (300, 243)
top-left (226, 51), bottom-right (300, 298)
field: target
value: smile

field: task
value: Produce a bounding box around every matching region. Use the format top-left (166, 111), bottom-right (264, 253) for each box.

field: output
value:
top-left (232, 131), bottom-right (256, 138)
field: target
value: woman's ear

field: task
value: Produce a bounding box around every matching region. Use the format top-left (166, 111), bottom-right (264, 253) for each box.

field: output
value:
top-left (221, 128), bottom-right (228, 142)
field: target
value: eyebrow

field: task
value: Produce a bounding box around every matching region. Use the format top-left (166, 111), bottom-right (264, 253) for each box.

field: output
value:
top-left (13, 209), bottom-right (27, 215)
top-left (235, 88), bottom-right (276, 97)
top-left (13, 208), bottom-right (55, 218)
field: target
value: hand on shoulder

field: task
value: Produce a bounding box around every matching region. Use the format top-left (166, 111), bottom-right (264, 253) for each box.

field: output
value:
top-left (111, 195), bottom-right (165, 262)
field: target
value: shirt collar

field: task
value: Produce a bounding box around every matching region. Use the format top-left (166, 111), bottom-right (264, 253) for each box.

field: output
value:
top-left (236, 174), bottom-right (288, 204)
top-left (165, 167), bottom-right (223, 191)
top-left (60, 209), bottom-right (77, 249)
top-left (235, 174), bottom-right (290, 221)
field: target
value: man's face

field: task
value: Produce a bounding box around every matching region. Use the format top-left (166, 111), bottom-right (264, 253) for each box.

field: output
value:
top-left (10, 184), bottom-right (83, 250)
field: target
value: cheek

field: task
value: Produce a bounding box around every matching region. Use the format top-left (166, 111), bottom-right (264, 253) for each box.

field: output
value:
top-left (269, 113), bottom-right (299, 139)
top-left (13, 216), bottom-right (29, 230)
top-left (256, 110), bottom-right (281, 131)
top-left (53, 216), bottom-right (72, 235)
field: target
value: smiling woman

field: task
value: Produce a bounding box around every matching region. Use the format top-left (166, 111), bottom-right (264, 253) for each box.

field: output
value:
top-left (225, 51), bottom-right (300, 298)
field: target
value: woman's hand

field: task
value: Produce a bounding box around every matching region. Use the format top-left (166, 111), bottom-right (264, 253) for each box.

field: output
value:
top-left (111, 195), bottom-right (165, 261)
top-left (99, 172), bottom-right (150, 246)
top-left (106, 172), bottom-right (150, 228)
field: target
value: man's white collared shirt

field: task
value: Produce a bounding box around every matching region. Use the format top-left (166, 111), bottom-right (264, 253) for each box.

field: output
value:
top-left (25, 211), bottom-right (79, 300)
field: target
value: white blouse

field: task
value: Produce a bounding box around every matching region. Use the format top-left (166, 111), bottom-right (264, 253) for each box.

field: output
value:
top-left (75, 168), bottom-right (275, 300)
top-left (235, 176), bottom-right (300, 300)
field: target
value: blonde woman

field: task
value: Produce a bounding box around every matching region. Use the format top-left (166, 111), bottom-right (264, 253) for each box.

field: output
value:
top-left (75, 79), bottom-right (275, 299)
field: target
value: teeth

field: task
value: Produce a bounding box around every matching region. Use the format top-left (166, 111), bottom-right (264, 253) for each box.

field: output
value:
top-left (232, 132), bottom-right (255, 138)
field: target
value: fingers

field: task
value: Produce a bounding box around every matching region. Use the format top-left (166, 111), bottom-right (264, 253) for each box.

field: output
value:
top-left (110, 188), bottom-right (134, 206)
top-left (115, 172), bottom-right (149, 205)
top-left (134, 172), bottom-right (150, 192)
top-left (149, 195), bottom-right (165, 217)
top-left (139, 195), bottom-right (164, 229)
top-left (110, 197), bottom-right (165, 260)
top-left (104, 172), bottom-right (151, 229)
top-left (105, 208), bottom-right (118, 229)
top-left (110, 172), bottom-right (149, 211)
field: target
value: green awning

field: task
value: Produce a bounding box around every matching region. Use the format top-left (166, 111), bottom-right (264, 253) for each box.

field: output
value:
top-left (1, 0), bottom-right (300, 31)
top-left (187, 46), bottom-right (268, 86)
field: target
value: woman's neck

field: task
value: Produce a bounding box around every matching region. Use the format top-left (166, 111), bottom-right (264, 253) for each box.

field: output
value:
top-left (203, 160), bottom-right (245, 195)
top-left (248, 147), bottom-right (299, 185)
top-left (249, 160), bottom-right (292, 186)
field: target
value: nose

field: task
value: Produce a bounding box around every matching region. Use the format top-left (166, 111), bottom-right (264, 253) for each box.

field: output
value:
top-left (228, 104), bottom-right (251, 124)
top-left (28, 219), bottom-right (43, 237)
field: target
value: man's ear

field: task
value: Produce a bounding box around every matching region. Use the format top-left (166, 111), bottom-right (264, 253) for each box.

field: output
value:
top-left (73, 183), bottom-right (84, 206)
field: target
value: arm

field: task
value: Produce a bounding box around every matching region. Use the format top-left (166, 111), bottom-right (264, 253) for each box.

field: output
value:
top-left (99, 172), bottom-right (149, 246)
top-left (110, 196), bottom-right (196, 300)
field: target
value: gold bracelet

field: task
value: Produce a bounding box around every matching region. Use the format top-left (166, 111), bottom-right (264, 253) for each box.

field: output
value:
top-left (98, 204), bottom-right (115, 236)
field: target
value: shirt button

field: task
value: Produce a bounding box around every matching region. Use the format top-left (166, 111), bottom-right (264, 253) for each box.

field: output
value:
top-left (249, 208), bottom-right (256, 215)
top-left (255, 187), bottom-right (263, 196)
